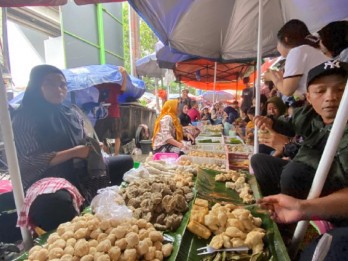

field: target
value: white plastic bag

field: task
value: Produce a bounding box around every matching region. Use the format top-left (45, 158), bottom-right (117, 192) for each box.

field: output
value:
top-left (90, 186), bottom-right (132, 221)
top-left (123, 164), bottom-right (150, 183)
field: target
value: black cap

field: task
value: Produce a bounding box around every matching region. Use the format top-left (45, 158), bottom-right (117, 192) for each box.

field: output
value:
top-left (307, 60), bottom-right (348, 89)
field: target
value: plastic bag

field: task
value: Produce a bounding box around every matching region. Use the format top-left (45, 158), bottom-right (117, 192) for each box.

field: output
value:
top-left (123, 164), bottom-right (150, 183)
top-left (90, 186), bottom-right (132, 221)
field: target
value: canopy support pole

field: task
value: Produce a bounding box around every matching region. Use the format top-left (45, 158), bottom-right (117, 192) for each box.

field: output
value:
top-left (0, 68), bottom-right (33, 250)
top-left (213, 62), bottom-right (217, 104)
top-left (154, 79), bottom-right (160, 111)
top-left (253, 0), bottom-right (263, 154)
top-left (289, 78), bottom-right (348, 258)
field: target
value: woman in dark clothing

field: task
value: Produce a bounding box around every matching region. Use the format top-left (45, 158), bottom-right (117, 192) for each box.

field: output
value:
top-left (12, 65), bottom-right (133, 231)
top-left (179, 104), bottom-right (192, 127)
top-left (179, 104), bottom-right (200, 142)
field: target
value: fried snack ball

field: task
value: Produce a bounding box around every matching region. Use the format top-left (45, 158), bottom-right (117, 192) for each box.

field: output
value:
top-left (153, 241), bottom-right (162, 251)
top-left (89, 247), bottom-right (97, 255)
top-left (88, 239), bottom-right (98, 248)
top-left (108, 246), bottom-right (121, 261)
top-left (144, 246), bottom-right (156, 261)
top-left (50, 238), bottom-right (66, 249)
top-left (60, 254), bottom-right (73, 261)
top-left (112, 226), bottom-right (127, 239)
top-left (61, 231), bottom-right (74, 241)
top-left (74, 239), bottom-right (89, 257)
top-left (28, 245), bottom-right (42, 256)
top-left (90, 228), bottom-right (102, 239)
top-left (80, 254), bottom-right (94, 261)
top-left (74, 228), bottom-right (89, 239)
top-left (125, 232), bottom-right (139, 248)
top-left (162, 243), bottom-right (173, 258)
top-left (96, 239), bottom-right (112, 252)
top-left (46, 233), bottom-right (60, 244)
top-left (66, 238), bottom-right (76, 247)
top-left (48, 247), bottom-right (64, 259)
top-left (33, 248), bottom-right (48, 261)
top-left (97, 233), bottom-right (108, 243)
top-left (123, 249), bottom-right (137, 261)
top-left (95, 254), bottom-right (111, 261)
top-left (106, 234), bottom-right (117, 245)
top-left (149, 231), bottom-right (163, 242)
top-left (99, 220), bottom-right (111, 231)
top-left (115, 238), bottom-right (127, 250)
top-left (155, 250), bottom-right (163, 260)
top-left (64, 245), bottom-right (75, 255)
top-left (209, 234), bottom-right (224, 249)
top-left (136, 219), bottom-right (147, 229)
top-left (137, 240), bottom-right (149, 256)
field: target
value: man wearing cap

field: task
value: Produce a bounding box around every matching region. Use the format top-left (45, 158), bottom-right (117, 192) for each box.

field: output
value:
top-left (251, 60), bottom-right (348, 202)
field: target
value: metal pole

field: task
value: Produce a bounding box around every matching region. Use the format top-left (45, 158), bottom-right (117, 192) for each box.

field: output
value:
top-left (0, 68), bottom-right (33, 249)
top-left (290, 78), bottom-right (348, 258)
top-left (253, 0), bottom-right (263, 154)
top-left (128, 4), bottom-right (134, 75)
top-left (213, 62), bottom-right (217, 103)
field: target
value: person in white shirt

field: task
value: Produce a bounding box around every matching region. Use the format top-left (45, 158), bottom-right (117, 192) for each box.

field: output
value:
top-left (264, 19), bottom-right (328, 100)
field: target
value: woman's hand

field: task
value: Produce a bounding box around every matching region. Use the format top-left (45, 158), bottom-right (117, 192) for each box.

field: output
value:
top-left (258, 194), bottom-right (305, 223)
top-left (73, 145), bottom-right (90, 159)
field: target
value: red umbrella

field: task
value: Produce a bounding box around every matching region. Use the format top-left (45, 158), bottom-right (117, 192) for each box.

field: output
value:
top-left (0, 0), bottom-right (124, 7)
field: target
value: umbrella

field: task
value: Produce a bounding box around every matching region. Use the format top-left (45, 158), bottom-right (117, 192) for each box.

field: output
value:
top-left (0, 0), bottom-right (124, 7)
top-left (128, 0), bottom-right (348, 61)
top-left (135, 53), bottom-right (165, 78)
top-left (201, 91), bottom-right (234, 103)
top-left (155, 42), bottom-right (194, 69)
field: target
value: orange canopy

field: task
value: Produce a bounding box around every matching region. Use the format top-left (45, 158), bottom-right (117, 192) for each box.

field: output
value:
top-left (183, 80), bottom-right (245, 91)
top-left (174, 58), bottom-right (254, 91)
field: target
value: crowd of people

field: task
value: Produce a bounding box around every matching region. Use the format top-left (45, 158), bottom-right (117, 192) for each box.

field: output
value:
top-left (5, 17), bottom-right (348, 261)
top-left (150, 19), bottom-right (348, 260)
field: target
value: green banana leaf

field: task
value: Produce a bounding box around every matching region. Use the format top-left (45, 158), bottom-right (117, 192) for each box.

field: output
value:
top-left (175, 168), bottom-right (290, 261)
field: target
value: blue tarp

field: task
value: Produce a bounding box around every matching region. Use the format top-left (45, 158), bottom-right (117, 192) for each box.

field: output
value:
top-left (9, 64), bottom-right (146, 106)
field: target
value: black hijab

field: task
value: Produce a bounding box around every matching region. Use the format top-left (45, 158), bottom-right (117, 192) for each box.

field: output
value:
top-left (19, 65), bottom-right (83, 152)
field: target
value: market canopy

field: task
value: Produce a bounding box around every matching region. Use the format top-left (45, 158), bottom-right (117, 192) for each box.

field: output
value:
top-left (0, 0), bottom-right (125, 7)
top-left (174, 58), bottom-right (254, 91)
top-left (135, 53), bottom-right (165, 78)
top-left (128, 0), bottom-right (348, 61)
top-left (155, 42), bottom-right (194, 69)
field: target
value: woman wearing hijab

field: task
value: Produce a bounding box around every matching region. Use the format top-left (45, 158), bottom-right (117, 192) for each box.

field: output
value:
top-left (152, 99), bottom-right (188, 153)
top-left (12, 65), bottom-right (133, 232)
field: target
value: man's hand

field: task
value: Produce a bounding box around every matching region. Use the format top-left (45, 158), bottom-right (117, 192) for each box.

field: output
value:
top-left (258, 126), bottom-right (289, 154)
top-left (254, 115), bottom-right (273, 129)
top-left (258, 194), bottom-right (305, 223)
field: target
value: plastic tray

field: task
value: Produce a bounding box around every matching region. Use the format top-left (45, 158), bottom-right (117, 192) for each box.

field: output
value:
top-left (177, 155), bottom-right (227, 170)
top-left (152, 152), bottom-right (179, 163)
top-left (195, 136), bottom-right (223, 144)
top-left (191, 143), bottom-right (225, 152)
top-left (225, 144), bottom-right (253, 155)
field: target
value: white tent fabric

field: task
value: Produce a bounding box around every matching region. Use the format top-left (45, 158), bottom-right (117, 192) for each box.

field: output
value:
top-left (129, 0), bottom-right (348, 61)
